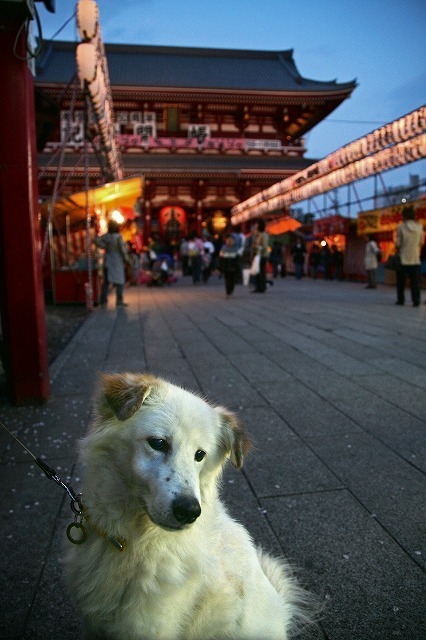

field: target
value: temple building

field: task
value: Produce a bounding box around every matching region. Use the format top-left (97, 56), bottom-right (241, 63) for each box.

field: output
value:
top-left (35, 41), bottom-right (356, 241)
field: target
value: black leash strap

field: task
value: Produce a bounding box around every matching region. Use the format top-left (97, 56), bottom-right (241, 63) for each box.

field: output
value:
top-left (0, 418), bottom-right (80, 503)
top-left (0, 418), bottom-right (124, 550)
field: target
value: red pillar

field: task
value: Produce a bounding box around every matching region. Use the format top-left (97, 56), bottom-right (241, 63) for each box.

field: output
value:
top-left (0, 12), bottom-right (50, 403)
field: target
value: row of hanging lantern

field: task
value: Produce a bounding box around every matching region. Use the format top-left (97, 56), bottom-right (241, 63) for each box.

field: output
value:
top-left (232, 133), bottom-right (426, 223)
top-left (231, 106), bottom-right (426, 224)
top-left (75, 0), bottom-right (122, 181)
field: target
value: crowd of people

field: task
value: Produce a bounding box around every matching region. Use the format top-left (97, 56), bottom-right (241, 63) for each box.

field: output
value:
top-left (94, 207), bottom-right (425, 306)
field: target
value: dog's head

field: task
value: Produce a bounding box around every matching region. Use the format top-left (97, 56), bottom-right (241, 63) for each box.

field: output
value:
top-left (82, 373), bottom-right (251, 532)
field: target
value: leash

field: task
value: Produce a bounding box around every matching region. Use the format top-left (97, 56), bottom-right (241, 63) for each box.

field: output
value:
top-left (0, 418), bottom-right (125, 552)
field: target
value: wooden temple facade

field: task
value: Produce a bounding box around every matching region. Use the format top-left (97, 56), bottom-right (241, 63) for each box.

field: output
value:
top-left (35, 41), bottom-right (356, 241)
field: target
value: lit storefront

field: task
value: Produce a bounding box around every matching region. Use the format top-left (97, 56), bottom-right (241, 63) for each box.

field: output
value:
top-left (357, 199), bottom-right (426, 283)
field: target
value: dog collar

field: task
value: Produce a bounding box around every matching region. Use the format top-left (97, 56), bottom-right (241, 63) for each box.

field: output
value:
top-left (67, 500), bottom-right (126, 552)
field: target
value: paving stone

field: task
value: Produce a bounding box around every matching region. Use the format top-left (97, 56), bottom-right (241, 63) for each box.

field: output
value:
top-left (195, 367), bottom-right (265, 409)
top-left (304, 432), bottom-right (426, 566)
top-left (355, 373), bottom-right (426, 419)
top-left (262, 490), bottom-right (426, 640)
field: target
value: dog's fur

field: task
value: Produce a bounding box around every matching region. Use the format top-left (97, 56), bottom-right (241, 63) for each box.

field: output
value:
top-left (65, 373), bottom-right (312, 640)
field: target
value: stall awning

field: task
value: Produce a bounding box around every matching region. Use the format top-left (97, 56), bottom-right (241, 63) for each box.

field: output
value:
top-left (357, 199), bottom-right (426, 235)
top-left (40, 177), bottom-right (143, 229)
top-left (266, 217), bottom-right (301, 235)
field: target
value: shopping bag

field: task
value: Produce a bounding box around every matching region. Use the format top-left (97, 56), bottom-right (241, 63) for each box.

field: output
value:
top-left (385, 253), bottom-right (401, 270)
top-left (250, 254), bottom-right (260, 276)
top-left (242, 268), bottom-right (251, 286)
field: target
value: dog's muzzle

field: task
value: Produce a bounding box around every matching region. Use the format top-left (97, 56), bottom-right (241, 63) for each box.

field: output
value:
top-left (172, 496), bottom-right (201, 525)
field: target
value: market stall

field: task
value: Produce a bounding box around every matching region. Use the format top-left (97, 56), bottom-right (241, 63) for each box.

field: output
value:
top-left (312, 215), bottom-right (350, 279)
top-left (40, 177), bottom-right (143, 304)
top-left (357, 198), bottom-right (426, 284)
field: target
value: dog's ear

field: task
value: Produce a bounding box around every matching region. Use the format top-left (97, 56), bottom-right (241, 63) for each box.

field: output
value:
top-left (99, 373), bottom-right (156, 421)
top-left (217, 407), bottom-right (252, 468)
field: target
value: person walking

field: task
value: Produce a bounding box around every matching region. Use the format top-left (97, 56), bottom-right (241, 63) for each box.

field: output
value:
top-left (332, 245), bottom-right (344, 280)
top-left (187, 231), bottom-right (204, 284)
top-left (309, 243), bottom-right (321, 279)
top-left (219, 234), bottom-right (239, 297)
top-left (292, 239), bottom-right (306, 280)
top-left (395, 205), bottom-right (424, 307)
top-left (270, 240), bottom-right (283, 279)
top-left (250, 219), bottom-right (269, 293)
top-left (420, 239), bottom-right (426, 291)
top-left (320, 242), bottom-right (331, 279)
top-left (202, 235), bottom-right (215, 283)
top-left (231, 225), bottom-right (246, 284)
top-left (179, 236), bottom-right (190, 276)
top-left (364, 234), bottom-right (380, 289)
top-left (95, 220), bottom-right (130, 307)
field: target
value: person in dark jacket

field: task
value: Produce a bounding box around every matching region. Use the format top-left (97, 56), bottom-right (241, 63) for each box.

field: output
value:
top-left (292, 239), bottom-right (306, 280)
top-left (309, 243), bottom-right (321, 279)
top-left (332, 245), bottom-right (344, 280)
top-left (219, 234), bottom-right (239, 297)
top-left (320, 243), bottom-right (331, 279)
top-left (270, 241), bottom-right (283, 279)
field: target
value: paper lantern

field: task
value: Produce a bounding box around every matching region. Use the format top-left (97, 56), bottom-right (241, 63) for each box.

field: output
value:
top-left (88, 67), bottom-right (106, 108)
top-left (77, 0), bottom-right (99, 42)
top-left (76, 42), bottom-right (97, 85)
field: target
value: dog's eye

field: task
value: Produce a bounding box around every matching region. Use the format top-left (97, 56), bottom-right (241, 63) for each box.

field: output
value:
top-left (194, 450), bottom-right (206, 462)
top-left (147, 437), bottom-right (169, 453)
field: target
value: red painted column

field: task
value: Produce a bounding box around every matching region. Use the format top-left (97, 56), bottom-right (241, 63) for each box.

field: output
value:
top-left (0, 13), bottom-right (50, 403)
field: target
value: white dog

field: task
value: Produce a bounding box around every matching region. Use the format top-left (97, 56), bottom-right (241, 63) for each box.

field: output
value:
top-left (65, 373), bottom-right (312, 640)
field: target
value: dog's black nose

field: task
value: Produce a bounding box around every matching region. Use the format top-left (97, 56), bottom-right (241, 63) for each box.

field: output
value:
top-left (172, 496), bottom-right (201, 525)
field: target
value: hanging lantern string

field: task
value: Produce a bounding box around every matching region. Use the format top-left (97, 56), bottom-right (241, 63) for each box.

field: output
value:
top-left (84, 96), bottom-right (94, 311)
top-left (41, 79), bottom-right (79, 264)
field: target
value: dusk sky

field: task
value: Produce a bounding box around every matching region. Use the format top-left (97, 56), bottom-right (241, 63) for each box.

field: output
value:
top-left (36, 0), bottom-right (425, 211)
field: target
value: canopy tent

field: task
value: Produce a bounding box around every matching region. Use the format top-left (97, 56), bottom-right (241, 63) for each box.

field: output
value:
top-left (39, 176), bottom-right (143, 229)
top-left (266, 217), bottom-right (301, 235)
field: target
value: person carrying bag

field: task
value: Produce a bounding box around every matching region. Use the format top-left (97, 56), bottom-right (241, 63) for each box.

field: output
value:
top-left (394, 205), bottom-right (423, 306)
top-left (250, 220), bottom-right (269, 293)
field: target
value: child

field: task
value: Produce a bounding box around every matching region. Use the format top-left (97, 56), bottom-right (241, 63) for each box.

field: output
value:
top-left (219, 234), bottom-right (239, 297)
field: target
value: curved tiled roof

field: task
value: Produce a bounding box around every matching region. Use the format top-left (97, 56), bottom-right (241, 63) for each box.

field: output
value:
top-left (37, 41), bottom-right (356, 94)
top-left (38, 151), bottom-right (315, 174)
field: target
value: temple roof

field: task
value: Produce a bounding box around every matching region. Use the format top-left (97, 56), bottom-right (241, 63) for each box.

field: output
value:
top-left (38, 151), bottom-right (315, 175)
top-left (36, 41), bottom-right (356, 95)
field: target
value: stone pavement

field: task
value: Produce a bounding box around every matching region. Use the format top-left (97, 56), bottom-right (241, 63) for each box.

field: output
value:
top-left (0, 275), bottom-right (425, 640)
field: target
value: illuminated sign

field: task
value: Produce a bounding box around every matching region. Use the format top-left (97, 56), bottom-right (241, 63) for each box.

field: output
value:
top-left (357, 200), bottom-right (426, 235)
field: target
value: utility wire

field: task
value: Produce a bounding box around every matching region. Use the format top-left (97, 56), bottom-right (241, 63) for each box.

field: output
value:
top-left (44, 11), bottom-right (76, 44)
top-left (323, 119), bottom-right (388, 125)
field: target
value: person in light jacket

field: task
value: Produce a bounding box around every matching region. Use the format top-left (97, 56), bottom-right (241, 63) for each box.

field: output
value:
top-left (95, 220), bottom-right (130, 307)
top-left (395, 205), bottom-right (424, 307)
top-left (250, 219), bottom-right (269, 293)
top-left (364, 234), bottom-right (380, 289)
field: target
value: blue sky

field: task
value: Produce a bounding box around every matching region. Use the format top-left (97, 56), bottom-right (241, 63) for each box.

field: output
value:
top-left (36, 0), bottom-right (425, 211)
